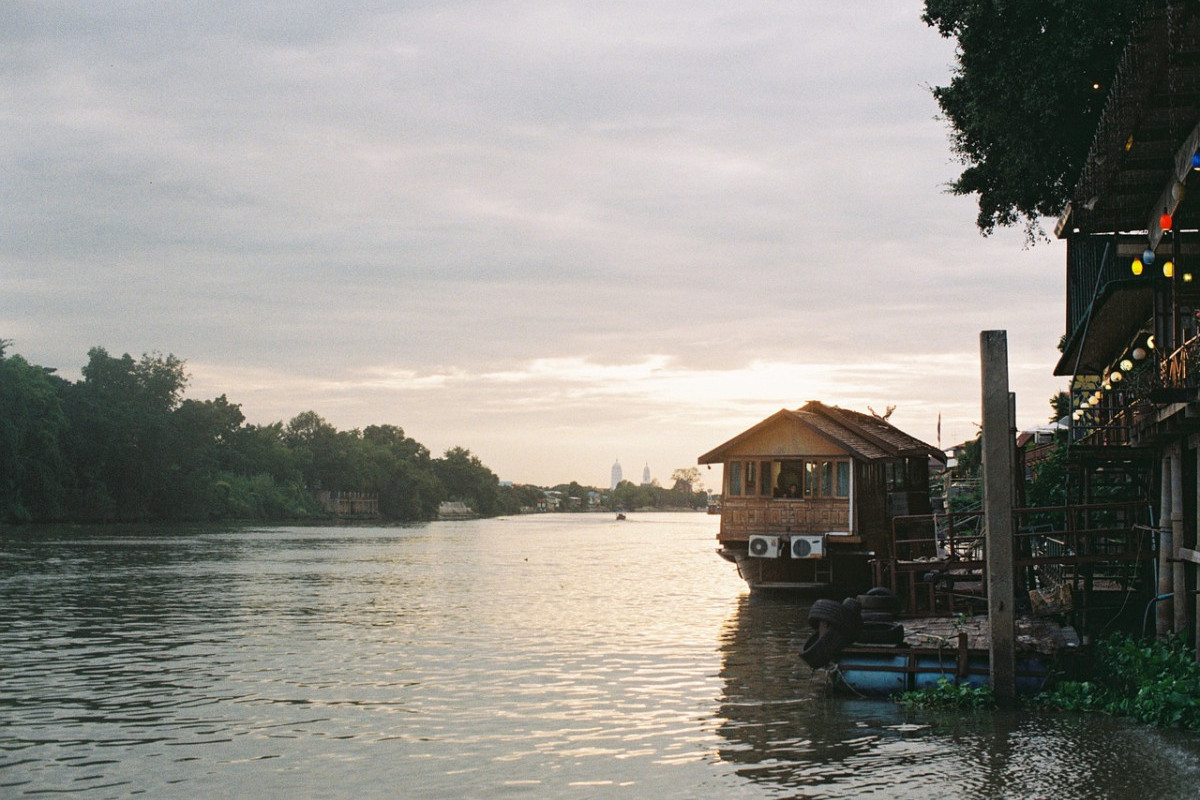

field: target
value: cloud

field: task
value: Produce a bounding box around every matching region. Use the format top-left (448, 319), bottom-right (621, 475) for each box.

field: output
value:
top-left (2, 2), bottom-right (1069, 486)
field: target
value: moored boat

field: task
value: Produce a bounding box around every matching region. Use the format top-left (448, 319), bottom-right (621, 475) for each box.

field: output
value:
top-left (698, 402), bottom-right (945, 594)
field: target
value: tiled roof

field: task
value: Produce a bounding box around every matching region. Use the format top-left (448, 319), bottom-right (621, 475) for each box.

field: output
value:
top-left (697, 401), bottom-right (944, 464)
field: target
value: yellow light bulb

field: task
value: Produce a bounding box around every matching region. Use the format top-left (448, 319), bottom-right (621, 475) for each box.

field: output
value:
top-left (1132, 259), bottom-right (1144, 276)
top-left (1164, 261), bottom-right (1175, 278)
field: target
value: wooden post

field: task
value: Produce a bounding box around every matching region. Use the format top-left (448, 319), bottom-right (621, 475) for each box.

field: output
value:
top-left (981, 330), bottom-right (1016, 705)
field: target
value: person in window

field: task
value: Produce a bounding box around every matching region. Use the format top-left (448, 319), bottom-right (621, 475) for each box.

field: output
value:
top-left (784, 481), bottom-right (800, 498)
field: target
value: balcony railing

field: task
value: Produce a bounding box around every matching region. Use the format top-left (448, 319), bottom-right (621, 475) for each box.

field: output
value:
top-left (1070, 333), bottom-right (1200, 445)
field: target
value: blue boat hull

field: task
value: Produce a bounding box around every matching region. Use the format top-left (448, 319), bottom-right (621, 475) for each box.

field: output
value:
top-left (831, 645), bottom-right (1051, 697)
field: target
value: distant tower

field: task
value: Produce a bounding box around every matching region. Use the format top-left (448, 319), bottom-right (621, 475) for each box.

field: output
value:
top-left (641, 463), bottom-right (651, 485)
top-left (611, 458), bottom-right (623, 490)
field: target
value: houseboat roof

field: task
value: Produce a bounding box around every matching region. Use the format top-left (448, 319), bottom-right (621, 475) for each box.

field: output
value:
top-left (697, 401), bottom-right (945, 465)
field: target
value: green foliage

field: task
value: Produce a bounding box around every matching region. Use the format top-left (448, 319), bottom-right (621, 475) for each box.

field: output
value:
top-left (610, 478), bottom-right (706, 511)
top-left (923, 0), bottom-right (1142, 237)
top-left (0, 351), bottom-right (70, 521)
top-left (1024, 438), bottom-right (1068, 509)
top-left (434, 446), bottom-right (499, 516)
top-left (896, 677), bottom-right (996, 710)
top-left (0, 344), bottom-right (456, 524)
top-left (1036, 634), bottom-right (1200, 730)
top-left (1, 342), bottom-right (701, 525)
top-left (495, 483), bottom-right (547, 516)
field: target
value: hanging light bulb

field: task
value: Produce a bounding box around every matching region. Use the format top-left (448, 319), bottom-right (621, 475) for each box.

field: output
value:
top-left (1111, 370), bottom-right (1123, 382)
top-left (1133, 347), bottom-right (1148, 360)
top-left (1192, 150), bottom-right (1200, 170)
top-left (1103, 381), bottom-right (1112, 391)
top-left (1143, 248), bottom-right (1156, 265)
top-left (1164, 261), bottom-right (1175, 278)
top-left (1148, 335), bottom-right (1156, 350)
top-left (1186, 273), bottom-right (1194, 283)
top-left (1132, 258), bottom-right (1144, 276)
top-left (1162, 211), bottom-right (1174, 231)
top-left (1174, 181), bottom-right (1187, 202)
top-left (1120, 358), bottom-right (1134, 371)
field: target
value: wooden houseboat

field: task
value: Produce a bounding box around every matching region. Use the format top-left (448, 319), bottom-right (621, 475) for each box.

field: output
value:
top-left (698, 401), bottom-right (945, 593)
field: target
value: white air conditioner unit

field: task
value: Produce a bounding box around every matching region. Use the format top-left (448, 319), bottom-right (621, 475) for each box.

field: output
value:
top-left (748, 534), bottom-right (781, 558)
top-left (789, 534), bottom-right (825, 559)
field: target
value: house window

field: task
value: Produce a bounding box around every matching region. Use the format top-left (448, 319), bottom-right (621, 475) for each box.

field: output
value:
top-left (775, 461), bottom-right (804, 497)
top-left (745, 461), bottom-right (757, 495)
top-left (767, 458), bottom-right (851, 499)
top-left (836, 461), bottom-right (850, 497)
top-left (728, 461), bottom-right (743, 496)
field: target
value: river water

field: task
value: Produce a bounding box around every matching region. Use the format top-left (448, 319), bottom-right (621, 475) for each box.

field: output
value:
top-left (3, 512), bottom-right (1200, 799)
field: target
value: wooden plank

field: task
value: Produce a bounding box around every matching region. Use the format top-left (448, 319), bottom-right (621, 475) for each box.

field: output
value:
top-left (1177, 547), bottom-right (1200, 565)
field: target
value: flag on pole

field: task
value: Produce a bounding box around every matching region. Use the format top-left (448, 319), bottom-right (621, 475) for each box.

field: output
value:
top-left (937, 413), bottom-right (942, 450)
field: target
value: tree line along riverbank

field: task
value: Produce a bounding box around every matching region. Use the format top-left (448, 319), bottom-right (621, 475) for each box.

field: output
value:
top-left (0, 343), bottom-right (704, 525)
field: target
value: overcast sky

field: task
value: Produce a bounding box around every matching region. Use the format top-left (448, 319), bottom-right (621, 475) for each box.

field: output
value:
top-left (3, 2), bottom-right (1066, 488)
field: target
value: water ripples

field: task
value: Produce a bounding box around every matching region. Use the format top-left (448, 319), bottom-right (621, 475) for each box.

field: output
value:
top-left (4, 516), bottom-right (1200, 798)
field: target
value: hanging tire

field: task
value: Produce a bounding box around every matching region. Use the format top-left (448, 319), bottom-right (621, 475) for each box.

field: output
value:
top-left (808, 598), bottom-right (855, 629)
top-left (854, 621), bottom-right (905, 646)
top-left (857, 593), bottom-right (901, 613)
top-left (840, 597), bottom-right (864, 637)
top-left (800, 627), bottom-right (851, 668)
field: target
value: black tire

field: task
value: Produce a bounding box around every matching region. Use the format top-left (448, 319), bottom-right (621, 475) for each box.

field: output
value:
top-left (800, 627), bottom-right (851, 668)
top-left (808, 598), bottom-right (855, 629)
top-left (853, 621), bottom-right (905, 646)
top-left (865, 586), bottom-right (895, 597)
top-left (861, 610), bottom-right (896, 624)
top-left (857, 593), bottom-right (900, 613)
top-left (841, 597), bottom-right (864, 637)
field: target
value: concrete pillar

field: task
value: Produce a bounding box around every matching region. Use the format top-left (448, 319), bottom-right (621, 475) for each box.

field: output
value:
top-left (1173, 443), bottom-right (1187, 636)
top-left (1159, 452), bottom-right (1174, 638)
top-left (981, 331), bottom-right (1015, 705)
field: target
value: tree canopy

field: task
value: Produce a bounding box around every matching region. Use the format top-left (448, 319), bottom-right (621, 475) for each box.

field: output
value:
top-left (0, 342), bottom-right (710, 524)
top-left (923, 0), bottom-right (1142, 237)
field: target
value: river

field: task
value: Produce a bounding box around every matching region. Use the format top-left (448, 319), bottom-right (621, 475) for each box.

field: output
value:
top-left (3, 512), bottom-right (1200, 798)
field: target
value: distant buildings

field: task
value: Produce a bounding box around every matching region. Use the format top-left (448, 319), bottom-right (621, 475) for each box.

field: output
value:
top-left (642, 463), bottom-right (651, 485)
top-left (610, 458), bottom-right (623, 490)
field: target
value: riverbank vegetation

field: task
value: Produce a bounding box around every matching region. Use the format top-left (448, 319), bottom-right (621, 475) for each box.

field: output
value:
top-left (1035, 634), bottom-right (1200, 730)
top-left (0, 343), bottom-right (703, 524)
top-left (894, 634), bottom-right (1200, 731)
